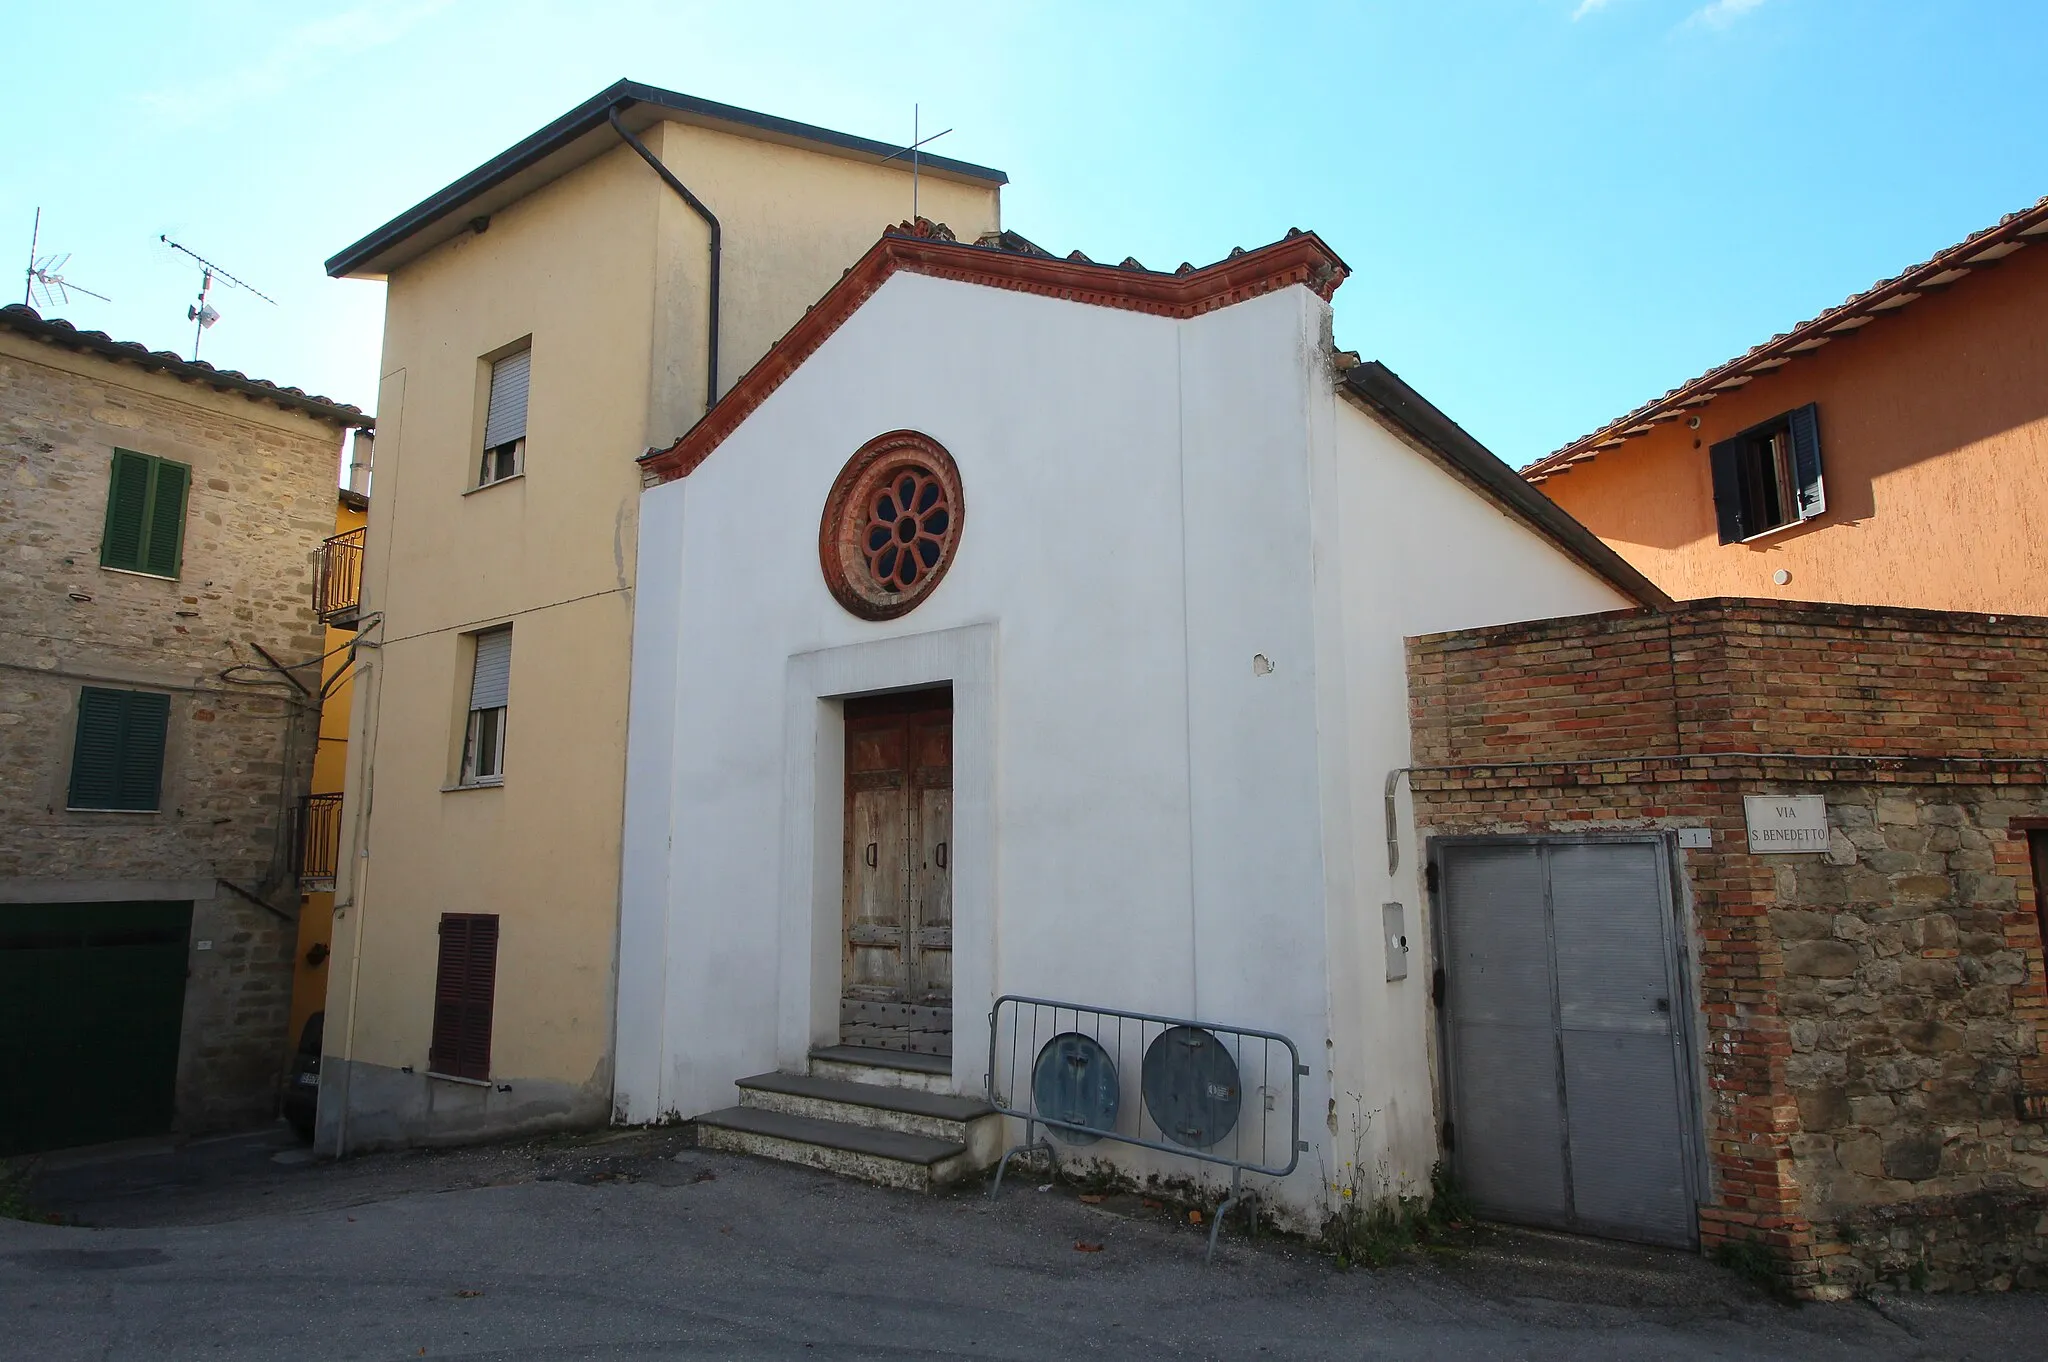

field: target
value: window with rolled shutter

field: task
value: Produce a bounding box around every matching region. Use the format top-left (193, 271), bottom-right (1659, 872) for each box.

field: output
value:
top-left (68, 687), bottom-right (172, 811)
top-left (460, 628), bottom-right (512, 784)
top-left (429, 913), bottom-right (500, 1080)
top-left (478, 349), bottom-right (530, 486)
top-left (100, 450), bottom-right (190, 577)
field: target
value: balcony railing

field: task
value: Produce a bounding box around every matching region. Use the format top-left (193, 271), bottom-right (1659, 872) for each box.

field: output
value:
top-left (296, 792), bottom-right (344, 885)
top-left (316, 527), bottom-right (365, 626)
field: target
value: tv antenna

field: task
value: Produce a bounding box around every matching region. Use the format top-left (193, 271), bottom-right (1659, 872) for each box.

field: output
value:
top-left (23, 209), bottom-right (112, 311)
top-left (880, 104), bottom-right (953, 225)
top-left (160, 235), bottom-right (276, 361)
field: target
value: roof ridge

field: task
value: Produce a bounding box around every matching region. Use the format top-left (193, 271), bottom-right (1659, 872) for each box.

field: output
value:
top-left (0, 304), bottom-right (370, 428)
top-left (1527, 192), bottom-right (2048, 480)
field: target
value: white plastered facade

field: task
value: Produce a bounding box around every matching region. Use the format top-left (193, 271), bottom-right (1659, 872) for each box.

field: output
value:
top-left (616, 269), bottom-right (1629, 1219)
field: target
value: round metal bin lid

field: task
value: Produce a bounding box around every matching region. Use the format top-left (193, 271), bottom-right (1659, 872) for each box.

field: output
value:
top-left (1141, 1025), bottom-right (1242, 1149)
top-left (1031, 1032), bottom-right (1119, 1145)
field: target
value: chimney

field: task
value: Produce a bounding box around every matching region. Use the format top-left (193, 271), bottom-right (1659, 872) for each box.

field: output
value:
top-left (347, 427), bottom-right (374, 497)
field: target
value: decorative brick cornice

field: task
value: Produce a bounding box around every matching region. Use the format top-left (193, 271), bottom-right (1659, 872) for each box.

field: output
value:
top-left (640, 223), bottom-right (1350, 484)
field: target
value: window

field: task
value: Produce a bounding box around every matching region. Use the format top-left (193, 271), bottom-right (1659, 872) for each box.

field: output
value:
top-left (460, 628), bottom-right (512, 785)
top-left (1709, 404), bottom-right (1825, 544)
top-left (477, 349), bottom-right (530, 487)
top-left (429, 912), bottom-right (500, 1080)
top-left (101, 449), bottom-right (190, 577)
top-left (68, 687), bottom-right (171, 811)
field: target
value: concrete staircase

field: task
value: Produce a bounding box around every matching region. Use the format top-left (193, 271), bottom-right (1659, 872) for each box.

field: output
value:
top-left (694, 1046), bottom-right (1003, 1191)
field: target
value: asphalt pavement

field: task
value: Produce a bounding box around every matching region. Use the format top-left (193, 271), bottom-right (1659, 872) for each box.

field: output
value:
top-left (2, 1125), bottom-right (2040, 1360)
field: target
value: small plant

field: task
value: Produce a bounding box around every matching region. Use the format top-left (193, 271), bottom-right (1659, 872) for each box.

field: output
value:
top-left (1906, 1258), bottom-right (1931, 1292)
top-left (1318, 1098), bottom-right (1474, 1269)
top-left (0, 1159), bottom-right (41, 1223)
top-left (1711, 1235), bottom-right (1784, 1296)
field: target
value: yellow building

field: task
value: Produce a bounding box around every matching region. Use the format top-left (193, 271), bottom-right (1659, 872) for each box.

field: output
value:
top-left (286, 475), bottom-right (370, 1062)
top-left (317, 81), bottom-right (1004, 1152)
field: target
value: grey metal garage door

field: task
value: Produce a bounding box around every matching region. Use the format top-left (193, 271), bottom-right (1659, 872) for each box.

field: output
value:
top-left (1435, 838), bottom-right (1700, 1248)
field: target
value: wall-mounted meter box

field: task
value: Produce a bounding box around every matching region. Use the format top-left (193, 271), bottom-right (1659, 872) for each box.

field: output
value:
top-left (1383, 902), bottom-right (1409, 981)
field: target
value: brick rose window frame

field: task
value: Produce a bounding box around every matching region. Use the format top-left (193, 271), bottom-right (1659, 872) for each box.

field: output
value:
top-left (819, 430), bottom-right (965, 621)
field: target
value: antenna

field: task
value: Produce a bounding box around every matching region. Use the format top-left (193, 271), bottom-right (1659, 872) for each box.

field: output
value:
top-left (160, 235), bottom-right (276, 361)
top-left (22, 209), bottom-right (112, 311)
top-left (880, 104), bottom-right (954, 225)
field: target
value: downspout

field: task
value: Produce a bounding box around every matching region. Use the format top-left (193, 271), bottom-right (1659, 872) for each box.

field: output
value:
top-left (608, 106), bottom-right (720, 412)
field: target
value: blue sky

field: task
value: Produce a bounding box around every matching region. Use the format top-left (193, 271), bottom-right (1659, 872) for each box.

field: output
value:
top-left (4, 0), bottom-right (2042, 469)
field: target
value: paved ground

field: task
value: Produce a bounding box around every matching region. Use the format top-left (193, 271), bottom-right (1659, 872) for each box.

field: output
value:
top-left (3, 1125), bottom-right (2042, 1360)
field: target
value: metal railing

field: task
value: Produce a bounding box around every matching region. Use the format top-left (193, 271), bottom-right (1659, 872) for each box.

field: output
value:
top-left (315, 526), bottom-right (365, 624)
top-left (986, 994), bottom-right (1306, 1260)
top-left (296, 792), bottom-right (343, 884)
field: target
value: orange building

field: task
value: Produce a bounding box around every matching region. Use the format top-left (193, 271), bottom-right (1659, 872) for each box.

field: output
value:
top-left (1526, 196), bottom-right (2048, 614)
top-left (286, 478), bottom-right (369, 1056)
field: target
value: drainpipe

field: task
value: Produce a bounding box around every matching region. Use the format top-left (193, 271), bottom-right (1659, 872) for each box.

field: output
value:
top-left (608, 105), bottom-right (720, 413)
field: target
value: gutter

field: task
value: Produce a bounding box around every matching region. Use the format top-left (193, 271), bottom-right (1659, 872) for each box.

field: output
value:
top-left (608, 106), bottom-right (721, 414)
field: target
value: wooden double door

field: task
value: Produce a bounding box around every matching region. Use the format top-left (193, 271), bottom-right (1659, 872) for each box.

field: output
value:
top-left (841, 689), bottom-right (953, 1056)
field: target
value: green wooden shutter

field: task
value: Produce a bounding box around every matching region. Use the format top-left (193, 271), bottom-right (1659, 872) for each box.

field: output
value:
top-left (100, 451), bottom-right (191, 578)
top-left (101, 451), bottom-right (152, 571)
top-left (67, 688), bottom-right (170, 811)
top-left (142, 460), bottom-right (189, 578)
top-left (1707, 437), bottom-right (1747, 544)
top-left (68, 688), bottom-right (126, 808)
top-left (1788, 403), bottom-right (1825, 521)
top-left (116, 692), bottom-right (171, 810)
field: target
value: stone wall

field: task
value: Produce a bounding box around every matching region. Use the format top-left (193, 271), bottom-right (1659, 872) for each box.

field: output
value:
top-left (1405, 599), bottom-right (2048, 1296)
top-left (0, 328), bottom-right (355, 1135)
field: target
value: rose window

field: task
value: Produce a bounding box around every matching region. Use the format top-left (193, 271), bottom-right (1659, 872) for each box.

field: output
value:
top-left (820, 431), bottom-right (964, 620)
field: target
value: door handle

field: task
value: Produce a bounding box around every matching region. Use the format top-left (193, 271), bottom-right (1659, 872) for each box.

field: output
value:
top-left (1654, 997), bottom-right (1670, 1013)
top-left (864, 843), bottom-right (878, 869)
top-left (934, 841), bottom-right (948, 870)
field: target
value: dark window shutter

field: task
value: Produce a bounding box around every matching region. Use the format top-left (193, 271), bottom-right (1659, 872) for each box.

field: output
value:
top-left (1708, 437), bottom-right (1747, 544)
top-left (116, 692), bottom-right (171, 810)
top-left (67, 687), bottom-right (169, 810)
top-left (1788, 402), bottom-right (1825, 520)
top-left (102, 450), bottom-right (151, 571)
top-left (68, 688), bottom-right (126, 808)
top-left (430, 913), bottom-right (500, 1080)
top-left (143, 460), bottom-right (189, 578)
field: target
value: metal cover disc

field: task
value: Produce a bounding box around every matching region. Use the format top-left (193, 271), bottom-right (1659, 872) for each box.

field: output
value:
top-left (1141, 1026), bottom-right (1242, 1149)
top-left (1031, 1032), bottom-right (1119, 1144)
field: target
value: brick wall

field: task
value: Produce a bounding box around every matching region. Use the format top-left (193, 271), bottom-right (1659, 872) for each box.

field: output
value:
top-left (0, 334), bottom-right (350, 1134)
top-left (1407, 599), bottom-right (2048, 1296)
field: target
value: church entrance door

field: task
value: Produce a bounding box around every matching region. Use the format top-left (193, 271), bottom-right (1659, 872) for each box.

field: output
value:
top-left (841, 688), bottom-right (953, 1056)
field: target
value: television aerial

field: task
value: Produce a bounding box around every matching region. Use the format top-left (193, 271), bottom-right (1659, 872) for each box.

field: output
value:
top-left (160, 234), bottom-right (276, 361)
top-left (22, 208), bottom-right (112, 310)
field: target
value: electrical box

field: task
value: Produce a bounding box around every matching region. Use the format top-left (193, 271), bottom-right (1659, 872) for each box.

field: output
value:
top-left (1382, 902), bottom-right (1409, 981)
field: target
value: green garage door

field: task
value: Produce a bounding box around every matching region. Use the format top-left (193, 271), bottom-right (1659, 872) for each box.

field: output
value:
top-left (0, 901), bottom-right (191, 1156)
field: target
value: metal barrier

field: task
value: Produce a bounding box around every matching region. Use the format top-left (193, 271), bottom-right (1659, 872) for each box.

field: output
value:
top-left (986, 994), bottom-right (1306, 1260)
top-left (316, 526), bottom-right (365, 625)
top-left (296, 792), bottom-right (343, 884)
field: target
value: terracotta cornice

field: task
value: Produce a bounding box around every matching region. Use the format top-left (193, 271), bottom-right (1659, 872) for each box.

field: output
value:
top-left (640, 225), bottom-right (1349, 483)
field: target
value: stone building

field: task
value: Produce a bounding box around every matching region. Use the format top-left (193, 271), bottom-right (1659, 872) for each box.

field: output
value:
top-left (1404, 598), bottom-right (2048, 1295)
top-left (0, 303), bottom-right (369, 1154)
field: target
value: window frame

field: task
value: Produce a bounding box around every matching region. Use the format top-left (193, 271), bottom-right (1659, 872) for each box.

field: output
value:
top-left (475, 345), bottom-right (531, 491)
top-left (458, 627), bottom-right (512, 788)
top-left (1709, 403), bottom-right (1826, 545)
top-left (100, 449), bottom-right (191, 579)
top-left (66, 686), bottom-right (172, 812)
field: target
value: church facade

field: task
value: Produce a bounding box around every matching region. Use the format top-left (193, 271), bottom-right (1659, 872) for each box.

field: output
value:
top-left (614, 223), bottom-right (1659, 1219)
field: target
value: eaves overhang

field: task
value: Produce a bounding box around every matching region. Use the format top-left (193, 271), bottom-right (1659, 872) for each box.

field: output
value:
top-left (1340, 360), bottom-right (1671, 609)
top-left (1526, 193), bottom-right (2048, 483)
top-left (0, 304), bottom-right (371, 429)
top-left (325, 80), bottom-right (1010, 281)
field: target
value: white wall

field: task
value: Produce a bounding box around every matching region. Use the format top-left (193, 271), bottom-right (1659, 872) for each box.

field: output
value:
top-left (1312, 397), bottom-right (1634, 1195)
top-left (616, 264), bottom-right (1632, 1220)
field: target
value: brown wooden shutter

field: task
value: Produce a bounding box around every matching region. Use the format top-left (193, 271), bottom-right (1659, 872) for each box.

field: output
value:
top-left (429, 913), bottom-right (500, 1080)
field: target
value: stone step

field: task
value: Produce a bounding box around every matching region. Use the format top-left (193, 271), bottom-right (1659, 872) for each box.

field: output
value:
top-left (808, 1044), bottom-right (955, 1094)
top-left (694, 1106), bottom-right (985, 1192)
top-left (736, 1071), bottom-right (997, 1144)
